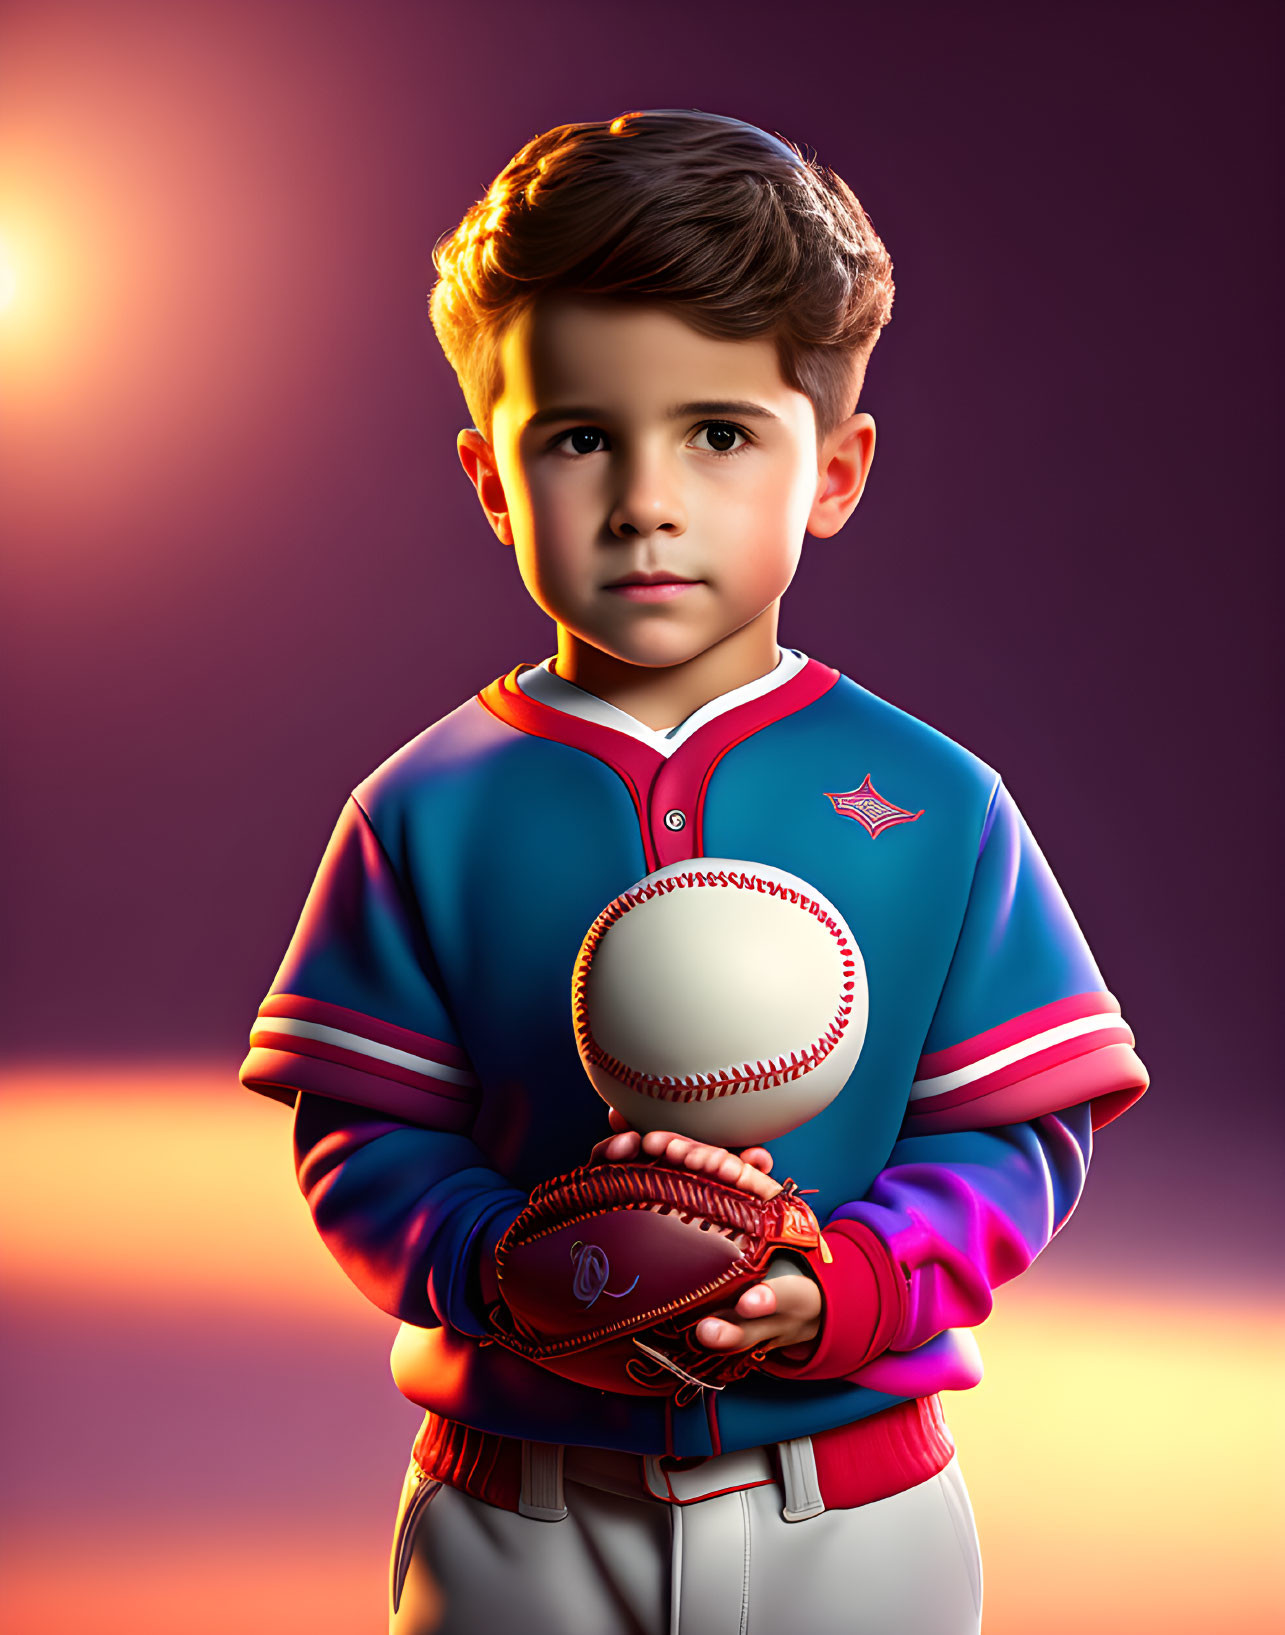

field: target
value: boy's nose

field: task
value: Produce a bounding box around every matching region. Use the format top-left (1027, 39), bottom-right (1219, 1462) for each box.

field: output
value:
top-left (608, 454), bottom-right (687, 538)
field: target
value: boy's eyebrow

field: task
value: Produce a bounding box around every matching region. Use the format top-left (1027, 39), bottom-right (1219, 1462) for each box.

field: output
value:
top-left (525, 399), bottom-right (781, 428)
top-left (670, 399), bottom-right (781, 421)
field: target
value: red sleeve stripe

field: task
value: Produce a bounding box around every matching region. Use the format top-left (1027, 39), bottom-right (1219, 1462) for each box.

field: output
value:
top-left (239, 1047), bottom-right (476, 1133)
top-left (910, 992), bottom-right (1125, 1102)
top-left (246, 1026), bottom-right (479, 1094)
top-left (901, 1042), bottom-right (1148, 1136)
top-left (257, 993), bottom-right (473, 1073)
top-left (247, 1020), bottom-right (477, 1093)
top-left (914, 991), bottom-right (1121, 1079)
top-left (909, 1019), bottom-right (1135, 1112)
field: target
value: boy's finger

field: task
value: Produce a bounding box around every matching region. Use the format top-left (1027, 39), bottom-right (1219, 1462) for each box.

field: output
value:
top-left (731, 1162), bottom-right (781, 1200)
top-left (733, 1281), bottom-right (779, 1319)
top-left (640, 1129), bottom-right (687, 1160)
top-left (693, 1312), bottom-right (794, 1352)
top-left (588, 1129), bottom-right (642, 1164)
top-left (713, 1150), bottom-right (749, 1186)
top-left (692, 1283), bottom-right (778, 1351)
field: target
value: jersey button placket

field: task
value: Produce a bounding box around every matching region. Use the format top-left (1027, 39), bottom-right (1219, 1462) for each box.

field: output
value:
top-left (648, 751), bottom-right (706, 866)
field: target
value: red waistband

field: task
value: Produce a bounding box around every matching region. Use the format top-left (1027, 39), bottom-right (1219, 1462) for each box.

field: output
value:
top-left (410, 1394), bottom-right (954, 1514)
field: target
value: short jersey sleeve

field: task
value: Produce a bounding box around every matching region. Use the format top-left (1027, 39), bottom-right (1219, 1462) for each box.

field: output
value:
top-left (903, 782), bottom-right (1147, 1136)
top-left (239, 797), bottom-right (479, 1132)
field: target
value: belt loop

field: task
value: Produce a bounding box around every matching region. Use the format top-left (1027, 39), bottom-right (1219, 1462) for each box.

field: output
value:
top-left (519, 1441), bottom-right (568, 1521)
top-left (778, 1436), bottom-right (825, 1522)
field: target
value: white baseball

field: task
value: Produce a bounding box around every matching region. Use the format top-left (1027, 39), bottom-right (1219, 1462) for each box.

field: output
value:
top-left (572, 859), bottom-right (868, 1146)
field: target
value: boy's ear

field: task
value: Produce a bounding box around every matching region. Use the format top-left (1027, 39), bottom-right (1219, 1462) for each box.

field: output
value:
top-left (806, 413), bottom-right (876, 540)
top-left (457, 428), bottom-right (515, 547)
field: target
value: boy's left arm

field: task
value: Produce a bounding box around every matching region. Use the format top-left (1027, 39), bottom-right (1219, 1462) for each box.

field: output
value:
top-left (755, 1100), bottom-right (1094, 1377)
top-left (660, 778), bottom-right (1147, 1375)
top-left (613, 1101), bottom-right (1091, 1373)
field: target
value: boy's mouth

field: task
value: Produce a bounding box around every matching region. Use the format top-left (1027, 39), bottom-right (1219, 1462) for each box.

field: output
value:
top-left (604, 571), bottom-right (702, 602)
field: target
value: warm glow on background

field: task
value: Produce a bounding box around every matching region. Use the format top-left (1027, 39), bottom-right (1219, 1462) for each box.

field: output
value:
top-left (0, 10), bottom-right (371, 545)
top-left (0, 175), bottom-right (119, 415)
top-left (2, 1065), bottom-right (1282, 1635)
top-left (0, 1064), bottom-right (361, 1317)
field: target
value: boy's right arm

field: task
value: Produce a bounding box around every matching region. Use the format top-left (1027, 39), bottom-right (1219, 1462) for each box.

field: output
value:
top-left (241, 796), bottom-right (526, 1336)
top-left (292, 1092), bottom-right (524, 1332)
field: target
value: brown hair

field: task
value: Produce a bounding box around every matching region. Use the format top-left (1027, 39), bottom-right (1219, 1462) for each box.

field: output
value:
top-left (429, 109), bottom-right (894, 441)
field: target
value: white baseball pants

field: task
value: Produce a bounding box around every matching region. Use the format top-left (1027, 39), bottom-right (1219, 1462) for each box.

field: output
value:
top-left (389, 1443), bottom-right (982, 1635)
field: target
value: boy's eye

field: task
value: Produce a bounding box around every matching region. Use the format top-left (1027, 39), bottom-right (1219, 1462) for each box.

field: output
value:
top-left (691, 422), bottom-right (748, 455)
top-left (557, 427), bottom-right (608, 456)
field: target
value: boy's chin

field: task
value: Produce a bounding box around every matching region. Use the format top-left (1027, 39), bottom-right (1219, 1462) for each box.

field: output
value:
top-left (578, 631), bottom-right (716, 670)
top-left (570, 625), bottom-right (714, 673)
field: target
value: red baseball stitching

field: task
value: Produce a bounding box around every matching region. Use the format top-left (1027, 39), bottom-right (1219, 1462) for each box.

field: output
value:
top-left (572, 869), bottom-right (858, 1103)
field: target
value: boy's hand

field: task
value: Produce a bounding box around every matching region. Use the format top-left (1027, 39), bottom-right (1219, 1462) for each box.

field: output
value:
top-left (589, 1115), bottom-right (821, 1356)
top-left (693, 1254), bottom-right (821, 1358)
top-left (589, 1116), bottom-right (781, 1203)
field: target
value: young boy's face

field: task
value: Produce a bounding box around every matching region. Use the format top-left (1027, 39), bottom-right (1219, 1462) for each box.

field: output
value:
top-left (460, 297), bottom-right (873, 674)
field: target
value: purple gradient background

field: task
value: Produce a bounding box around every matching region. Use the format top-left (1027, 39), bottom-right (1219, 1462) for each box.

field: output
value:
top-left (2, 0), bottom-right (1282, 1294)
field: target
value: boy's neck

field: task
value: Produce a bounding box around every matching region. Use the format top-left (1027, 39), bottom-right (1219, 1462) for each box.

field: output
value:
top-left (554, 612), bottom-right (783, 731)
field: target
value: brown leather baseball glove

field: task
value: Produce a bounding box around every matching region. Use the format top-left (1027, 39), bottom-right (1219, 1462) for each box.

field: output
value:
top-left (487, 1159), bottom-right (821, 1404)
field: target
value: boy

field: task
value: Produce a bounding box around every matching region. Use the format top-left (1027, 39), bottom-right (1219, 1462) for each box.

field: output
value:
top-left (241, 110), bottom-right (1147, 1634)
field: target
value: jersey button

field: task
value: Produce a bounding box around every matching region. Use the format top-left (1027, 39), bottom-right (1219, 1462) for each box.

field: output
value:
top-left (662, 809), bottom-right (687, 832)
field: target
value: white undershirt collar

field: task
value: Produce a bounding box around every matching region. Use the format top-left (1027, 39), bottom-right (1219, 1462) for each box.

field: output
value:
top-left (516, 647), bottom-right (809, 758)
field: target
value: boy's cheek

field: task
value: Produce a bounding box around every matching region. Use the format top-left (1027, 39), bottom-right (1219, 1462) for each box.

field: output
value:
top-left (515, 485), bottom-right (591, 567)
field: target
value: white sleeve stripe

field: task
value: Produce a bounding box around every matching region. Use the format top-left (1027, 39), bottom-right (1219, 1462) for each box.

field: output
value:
top-left (909, 1013), bottom-right (1126, 1100)
top-left (251, 1016), bottom-right (478, 1088)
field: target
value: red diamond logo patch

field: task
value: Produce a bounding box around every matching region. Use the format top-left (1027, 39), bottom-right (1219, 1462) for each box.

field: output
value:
top-left (825, 776), bottom-right (924, 838)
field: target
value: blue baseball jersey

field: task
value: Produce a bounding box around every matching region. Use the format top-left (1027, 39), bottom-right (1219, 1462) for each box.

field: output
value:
top-left (242, 656), bottom-right (1146, 1456)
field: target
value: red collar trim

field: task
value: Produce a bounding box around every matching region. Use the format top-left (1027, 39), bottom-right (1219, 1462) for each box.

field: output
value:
top-left (478, 658), bottom-right (839, 870)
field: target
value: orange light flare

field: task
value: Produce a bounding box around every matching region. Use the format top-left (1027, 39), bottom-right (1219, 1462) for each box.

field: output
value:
top-left (0, 174), bottom-right (121, 416)
top-left (0, 20), bottom-right (352, 541)
top-left (0, 171), bottom-right (178, 548)
top-left (0, 155), bottom-right (240, 509)
top-left (0, 215), bottom-right (59, 376)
